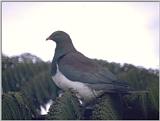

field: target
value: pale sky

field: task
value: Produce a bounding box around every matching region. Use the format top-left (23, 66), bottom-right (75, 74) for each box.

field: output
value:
top-left (2, 2), bottom-right (159, 69)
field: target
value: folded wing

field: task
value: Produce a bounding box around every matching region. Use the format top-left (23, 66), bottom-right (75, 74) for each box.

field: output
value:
top-left (58, 52), bottom-right (129, 93)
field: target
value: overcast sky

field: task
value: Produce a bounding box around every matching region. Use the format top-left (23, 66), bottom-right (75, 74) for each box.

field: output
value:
top-left (2, 2), bottom-right (159, 69)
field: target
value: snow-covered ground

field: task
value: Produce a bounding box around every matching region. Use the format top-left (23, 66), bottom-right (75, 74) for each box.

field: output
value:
top-left (40, 100), bottom-right (53, 115)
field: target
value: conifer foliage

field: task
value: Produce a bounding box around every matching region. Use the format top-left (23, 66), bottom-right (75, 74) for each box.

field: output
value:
top-left (1, 53), bottom-right (159, 120)
top-left (2, 53), bottom-right (59, 120)
top-left (92, 94), bottom-right (122, 120)
top-left (46, 90), bottom-right (82, 120)
top-left (2, 92), bottom-right (35, 119)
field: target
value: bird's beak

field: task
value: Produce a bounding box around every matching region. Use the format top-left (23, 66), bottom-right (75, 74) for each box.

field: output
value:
top-left (46, 37), bottom-right (50, 41)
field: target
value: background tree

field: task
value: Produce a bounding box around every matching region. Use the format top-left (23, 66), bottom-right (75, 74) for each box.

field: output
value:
top-left (46, 90), bottom-right (82, 120)
top-left (2, 53), bottom-right (159, 120)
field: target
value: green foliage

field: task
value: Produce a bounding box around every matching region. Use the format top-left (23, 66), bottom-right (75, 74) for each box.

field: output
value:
top-left (20, 71), bottom-right (58, 109)
top-left (46, 90), bottom-right (82, 120)
top-left (122, 93), bottom-right (149, 119)
top-left (2, 53), bottom-right (59, 120)
top-left (96, 61), bottom-right (159, 119)
top-left (92, 94), bottom-right (123, 120)
top-left (117, 64), bottom-right (159, 119)
top-left (2, 54), bottom-right (50, 92)
top-left (2, 92), bottom-right (35, 120)
top-left (2, 54), bottom-right (159, 120)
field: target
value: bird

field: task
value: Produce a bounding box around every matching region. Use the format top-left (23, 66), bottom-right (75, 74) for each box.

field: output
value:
top-left (46, 31), bottom-right (131, 103)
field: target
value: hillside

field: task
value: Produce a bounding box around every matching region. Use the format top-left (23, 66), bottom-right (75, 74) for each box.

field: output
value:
top-left (2, 53), bottom-right (159, 120)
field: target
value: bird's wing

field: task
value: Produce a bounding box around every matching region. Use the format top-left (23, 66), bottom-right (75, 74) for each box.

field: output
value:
top-left (58, 52), bottom-right (127, 87)
top-left (86, 83), bottom-right (130, 93)
top-left (51, 58), bottom-right (57, 76)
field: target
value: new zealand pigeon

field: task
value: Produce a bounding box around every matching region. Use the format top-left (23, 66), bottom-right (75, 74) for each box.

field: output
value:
top-left (46, 31), bottom-right (130, 103)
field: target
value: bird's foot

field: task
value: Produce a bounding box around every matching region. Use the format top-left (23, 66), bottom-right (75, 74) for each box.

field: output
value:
top-left (58, 90), bottom-right (64, 97)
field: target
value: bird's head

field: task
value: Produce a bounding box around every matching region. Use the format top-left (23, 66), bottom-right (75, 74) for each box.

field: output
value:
top-left (46, 31), bottom-right (71, 43)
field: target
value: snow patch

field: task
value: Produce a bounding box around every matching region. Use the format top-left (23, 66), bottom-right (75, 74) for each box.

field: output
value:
top-left (40, 100), bottom-right (53, 115)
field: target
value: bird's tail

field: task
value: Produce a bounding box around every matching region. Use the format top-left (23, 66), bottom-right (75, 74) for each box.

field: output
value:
top-left (111, 84), bottom-right (148, 94)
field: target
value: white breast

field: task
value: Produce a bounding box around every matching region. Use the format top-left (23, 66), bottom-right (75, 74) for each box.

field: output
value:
top-left (52, 64), bottom-right (102, 101)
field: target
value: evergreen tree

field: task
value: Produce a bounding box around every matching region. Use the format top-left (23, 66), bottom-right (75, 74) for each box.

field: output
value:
top-left (92, 94), bottom-right (123, 120)
top-left (2, 53), bottom-right (159, 120)
top-left (46, 90), bottom-right (81, 120)
top-left (2, 92), bottom-right (35, 120)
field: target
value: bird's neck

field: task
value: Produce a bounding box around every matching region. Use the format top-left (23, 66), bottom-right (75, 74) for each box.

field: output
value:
top-left (54, 40), bottom-right (76, 61)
